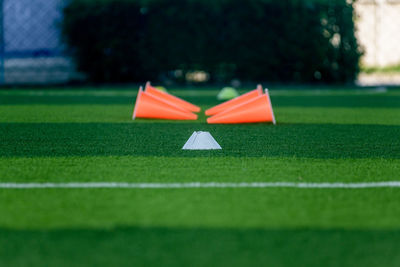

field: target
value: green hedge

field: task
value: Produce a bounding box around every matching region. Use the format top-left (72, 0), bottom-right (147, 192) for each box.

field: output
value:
top-left (62, 0), bottom-right (361, 83)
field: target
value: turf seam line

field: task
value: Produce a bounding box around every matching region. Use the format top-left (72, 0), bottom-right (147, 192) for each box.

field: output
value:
top-left (2, 182), bottom-right (400, 189)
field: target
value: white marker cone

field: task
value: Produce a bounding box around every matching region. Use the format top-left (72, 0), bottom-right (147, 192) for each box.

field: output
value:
top-left (182, 131), bottom-right (222, 150)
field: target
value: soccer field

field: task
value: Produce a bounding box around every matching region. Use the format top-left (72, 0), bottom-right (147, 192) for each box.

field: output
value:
top-left (1, 87), bottom-right (400, 266)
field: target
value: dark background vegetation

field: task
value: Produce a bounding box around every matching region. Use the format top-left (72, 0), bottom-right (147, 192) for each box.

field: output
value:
top-left (62, 0), bottom-right (361, 84)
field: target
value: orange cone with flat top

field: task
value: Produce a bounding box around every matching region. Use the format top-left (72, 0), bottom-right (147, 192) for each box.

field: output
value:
top-left (205, 84), bottom-right (263, 116)
top-left (145, 82), bottom-right (201, 113)
top-left (207, 89), bottom-right (276, 124)
top-left (133, 87), bottom-right (197, 120)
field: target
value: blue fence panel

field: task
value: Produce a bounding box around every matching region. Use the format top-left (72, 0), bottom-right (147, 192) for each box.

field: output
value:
top-left (0, 0), bottom-right (80, 85)
top-left (4, 0), bottom-right (64, 57)
top-left (0, 0), bottom-right (4, 84)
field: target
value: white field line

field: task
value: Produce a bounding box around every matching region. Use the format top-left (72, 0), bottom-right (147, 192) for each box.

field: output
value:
top-left (1, 181), bottom-right (400, 189)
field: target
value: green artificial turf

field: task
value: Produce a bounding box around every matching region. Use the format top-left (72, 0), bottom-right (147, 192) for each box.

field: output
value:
top-left (2, 227), bottom-right (400, 267)
top-left (1, 87), bottom-right (400, 266)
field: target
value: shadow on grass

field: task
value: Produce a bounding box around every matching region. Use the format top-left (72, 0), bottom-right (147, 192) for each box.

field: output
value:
top-left (1, 122), bottom-right (400, 158)
top-left (1, 226), bottom-right (400, 267)
top-left (2, 94), bottom-right (400, 108)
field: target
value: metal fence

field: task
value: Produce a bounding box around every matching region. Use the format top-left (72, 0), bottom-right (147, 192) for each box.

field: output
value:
top-left (0, 0), bottom-right (399, 86)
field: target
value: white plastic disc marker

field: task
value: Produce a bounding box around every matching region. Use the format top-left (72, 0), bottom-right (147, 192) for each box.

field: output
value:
top-left (182, 131), bottom-right (222, 150)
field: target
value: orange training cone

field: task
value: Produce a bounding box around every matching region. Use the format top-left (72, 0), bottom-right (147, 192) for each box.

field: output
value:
top-left (133, 87), bottom-right (197, 120)
top-left (205, 84), bottom-right (263, 116)
top-left (207, 89), bottom-right (276, 124)
top-left (145, 82), bottom-right (201, 113)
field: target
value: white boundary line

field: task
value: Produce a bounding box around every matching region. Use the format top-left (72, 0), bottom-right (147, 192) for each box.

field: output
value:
top-left (1, 181), bottom-right (400, 189)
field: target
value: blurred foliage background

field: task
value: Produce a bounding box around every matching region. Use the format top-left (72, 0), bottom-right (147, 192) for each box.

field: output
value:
top-left (61, 0), bottom-right (361, 84)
